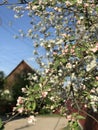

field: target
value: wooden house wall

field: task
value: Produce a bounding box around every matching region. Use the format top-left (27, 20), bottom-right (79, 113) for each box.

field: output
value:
top-left (5, 60), bottom-right (35, 90)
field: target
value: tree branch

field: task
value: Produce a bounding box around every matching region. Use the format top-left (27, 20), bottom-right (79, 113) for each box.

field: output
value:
top-left (0, 0), bottom-right (8, 5)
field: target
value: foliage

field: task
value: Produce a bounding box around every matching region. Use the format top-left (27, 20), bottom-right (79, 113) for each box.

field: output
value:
top-left (0, 71), bottom-right (5, 90)
top-left (0, 89), bottom-right (12, 101)
top-left (63, 121), bottom-right (82, 130)
top-left (0, 89), bottom-right (14, 114)
top-left (0, 119), bottom-right (4, 130)
top-left (7, 0), bottom-right (98, 129)
top-left (0, 90), bottom-right (14, 114)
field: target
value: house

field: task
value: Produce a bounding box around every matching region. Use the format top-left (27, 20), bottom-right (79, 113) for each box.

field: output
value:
top-left (4, 60), bottom-right (37, 90)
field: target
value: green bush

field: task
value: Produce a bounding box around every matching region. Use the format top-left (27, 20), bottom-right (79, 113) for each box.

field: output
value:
top-left (0, 118), bottom-right (4, 130)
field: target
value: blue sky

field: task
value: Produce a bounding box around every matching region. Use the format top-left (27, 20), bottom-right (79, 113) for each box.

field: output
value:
top-left (0, 0), bottom-right (39, 75)
top-left (0, 1), bottom-right (75, 76)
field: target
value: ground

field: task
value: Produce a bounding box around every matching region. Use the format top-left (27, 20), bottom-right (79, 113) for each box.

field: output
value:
top-left (2, 115), bottom-right (68, 130)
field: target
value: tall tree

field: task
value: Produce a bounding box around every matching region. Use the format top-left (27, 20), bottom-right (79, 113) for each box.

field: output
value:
top-left (8, 0), bottom-right (98, 129)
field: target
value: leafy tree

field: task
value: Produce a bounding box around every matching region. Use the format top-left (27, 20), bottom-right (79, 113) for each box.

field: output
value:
top-left (0, 71), bottom-right (5, 90)
top-left (6, 0), bottom-right (98, 129)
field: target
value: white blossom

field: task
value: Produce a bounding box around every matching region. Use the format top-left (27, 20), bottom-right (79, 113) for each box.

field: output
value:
top-left (77, 0), bottom-right (82, 4)
top-left (27, 115), bottom-right (37, 124)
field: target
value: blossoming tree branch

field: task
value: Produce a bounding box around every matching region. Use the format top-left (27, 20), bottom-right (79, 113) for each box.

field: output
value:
top-left (1, 0), bottom-right (98, 129)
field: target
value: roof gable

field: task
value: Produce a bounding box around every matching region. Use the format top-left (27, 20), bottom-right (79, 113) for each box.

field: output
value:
top-left (5, 60), bottom-right (37, 90)
top-left (6, 60), bottom-right (35, 78)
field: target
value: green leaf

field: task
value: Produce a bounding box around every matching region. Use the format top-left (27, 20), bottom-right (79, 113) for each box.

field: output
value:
top-left (60, 58), bottom-right (66, 64)
top-left (54, 60), bottom-right (60, 69)
top-left (32, 101), bottom-right (36, 111)
top-left (34, 84), bottom-right (40, 91)
top-left (78, 116), bottom-right (86, 121)
top-left (26, 100), bottom-right (36, 111)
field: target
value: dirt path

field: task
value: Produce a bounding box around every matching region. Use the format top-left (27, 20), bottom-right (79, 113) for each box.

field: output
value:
top-left (4, 116), bottom-right (68, 130)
